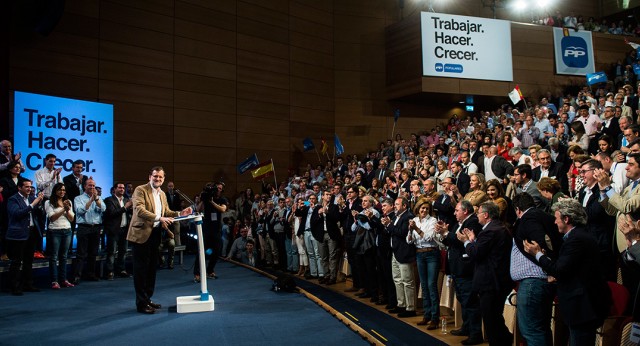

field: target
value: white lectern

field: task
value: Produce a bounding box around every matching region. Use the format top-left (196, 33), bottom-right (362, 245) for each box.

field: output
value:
top-left (176, 214), bottom-right (215, 313)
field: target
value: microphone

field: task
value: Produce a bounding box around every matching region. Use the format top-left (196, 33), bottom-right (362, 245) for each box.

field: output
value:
top-left (175, 189), bottom-right (197, 212)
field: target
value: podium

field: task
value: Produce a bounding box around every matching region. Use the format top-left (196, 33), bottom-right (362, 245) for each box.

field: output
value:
top-left (176, 214), bottom-right (215, 313)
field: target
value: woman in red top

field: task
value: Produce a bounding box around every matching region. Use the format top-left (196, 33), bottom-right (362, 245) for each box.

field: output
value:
top-left (497, 132), bottom-right (514, 161)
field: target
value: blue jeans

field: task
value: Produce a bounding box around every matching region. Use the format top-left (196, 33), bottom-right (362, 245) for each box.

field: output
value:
top-left (416, 250), bottom-right (440, 320)
top-left (48, 228), bottom-right (72, 282)
top-left (516, 278), bottom-right (554, 346)
top-left (285, 237), bottom-right (299, 272)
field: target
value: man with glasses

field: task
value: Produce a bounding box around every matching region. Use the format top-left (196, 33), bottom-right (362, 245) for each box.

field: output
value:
top-left (597, 106), bottom-right (621, 148)
top-left (532, 149), bottom-right (568, 194)
top-left (343, 185), bottom-right (363, 293)
top-left (514, 164), bottom-right (546, 210)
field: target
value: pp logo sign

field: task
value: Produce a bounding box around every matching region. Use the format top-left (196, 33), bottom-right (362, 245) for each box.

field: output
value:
top-left (561, 36), bottom-right (588, 68)
top-left (435, 63), bottom-right (444, 72)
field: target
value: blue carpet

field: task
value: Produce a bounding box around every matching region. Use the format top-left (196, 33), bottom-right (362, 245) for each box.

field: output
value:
top-left (0, 259), bottom-right (369, 346)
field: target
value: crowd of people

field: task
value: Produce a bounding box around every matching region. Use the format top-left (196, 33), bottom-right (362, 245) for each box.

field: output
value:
top-left (532, 11), bottom-right (640, 37)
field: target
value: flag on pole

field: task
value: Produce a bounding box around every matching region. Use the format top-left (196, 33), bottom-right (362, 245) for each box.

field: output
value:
top-left (302, 138), bottom-right (315, 151)
top-left (237, 153), bottom-right (259, 174)
top-left (320, 138), bottom-right (328, 155)
top-left (334, 133), bottom-right (344, 156)
top-left (251, 160), bottom-right (275, 180)
top-left (508, 85), bottom-right (523, 105)
top-left (586, 71), bottom-right (608, 85)
top-left (393, 108), bottom-right (400, 123)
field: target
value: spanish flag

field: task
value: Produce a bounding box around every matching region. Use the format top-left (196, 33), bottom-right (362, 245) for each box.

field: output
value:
top-left (251, 159), bottom-right (274, 180)
top-left (508, 85), bottom-right (523, 105)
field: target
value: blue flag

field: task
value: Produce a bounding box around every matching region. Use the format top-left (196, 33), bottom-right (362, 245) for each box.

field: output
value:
top-left (237, 153), bottom-right (259, 174)
top-left (393, 108), bottom-right (400, 123)
top-left (634, 64), bottom-right (640, 76)
top-left (302, 137), bottom-right (315, 152)
top-left (334, 133), bottom-right (344, 156)
top-left (586, 71), bottom-right (608, 85)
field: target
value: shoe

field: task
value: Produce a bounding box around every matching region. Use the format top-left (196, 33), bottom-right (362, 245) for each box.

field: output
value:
top-left (194, 275), bottom-right (200, 283)
top-left (397, 310), bottom-right (417, 318)
top-left (61, 280), bottom-right (75, 288)
top-left (51, 282), bottom-right (61, 290)
top-left (148, 301), bottom-right (161, 309)
top-left (450, 329), bottom-right (469, 336)
top-left (168, 262), bottom-right (174, 270)
top-left (0, 254), bottom-right (8, 261)
top-left (22, 286), bottom-right (40, 292)
top-left (385, 304), bottom-right (397, 310)
top-left (356, 292), bottom-right (370, 298)
top-left (118, 271), bottom-right (131, 278)
top-left (207, 273), bottom-right (218, 279)
top-left (137, 305), bottom-right (156, 314)
top-left (107, 272), bottom-right (114, 281)
top-left (318, 277), bottom-right (327, 284)
top-left (86, 275), bottom-right (100, 281)
top-left (370, 296), bottom-right (379, 304)
top-left (461, 337), bottom-right (484, 345)
top-left (11, 289), bottom-right (23, 296)
top-left (426, 320), bottom-right (439, 330)
top-left (325, 278), bottom-right (336, 285)
top-left (417, 318), bottom-right (430, 326)
top-left (375, 299), bottom-right (388, 306)
top-left (344, 287), bottom-right (359, 293)
top-left (388, 306), bottom-right (406, 314)
top-left (73, 277), bottom-right (81, 285)
top-left (33, 251), bottom-right (45, 259)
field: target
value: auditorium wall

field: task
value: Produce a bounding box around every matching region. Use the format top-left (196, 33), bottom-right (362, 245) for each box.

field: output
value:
top-left (5, 0), bottom-right (629, 197)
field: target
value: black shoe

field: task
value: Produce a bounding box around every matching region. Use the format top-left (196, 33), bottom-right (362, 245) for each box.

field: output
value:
top-left (11, 289), bottom-right (23, 296)
top-left (73, 277), bottom-right (81, 285)
top-left (318, 277), bottom-right (327, 284)
top-left (118, 271), bottom-right (132, 278)
top-left (461, 337), bottom-right (484, 345)
top-left (385, 304), bottom-right (397, 310)
top-left (388, 306), bottom-right (406, 314)
top-left (137, 305), bottom-right (156, 314)
top-left (107, 272), bottom-right (114, 281)
top-left (375, 299), bottom-right (388, 306)
top-left (397, 310), bottom-right (417, 318)
top-left (325, 278), bottom-right (336, 285)
top-left (148, 301), bottom-right (161, 309)
top-left (450, 329), bottom-right (470, 336)
top-left (22, 286), bottom-right (40, 292)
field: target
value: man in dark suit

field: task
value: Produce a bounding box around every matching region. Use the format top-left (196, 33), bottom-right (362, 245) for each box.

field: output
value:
top-left (458, 201), bottom-right (513, 346)
top-left (5, 179), bottom-right (44, 296)
top-left (524, 198), bottom-right (611, 346)
top-left (372, 198), bottom-right (396, 309)
top-left (126, 166), bottom-right (192, 314)
top-left (477, 146), bottom-right (514, 185)
top-left (545, 138), bottom-right (569, 168)
top-left (597, 106), bottom-right (621, 149)
top-left (0, 140), bottom-right (25, 172)
top-left (381, 197), bottom-right (416, 318)
top-left (342, 185), bottom-right (363, 292)
top-left (451, 161), bottom-right (470, 196)
top-left (436, 200), bottom-right (483, 344)
top-left (311, 190), bottom-right (345, 285)
top-left (372, 159), bottom-right (392, 183)
top-left (514, 164), bottom-right (547, 210)
top-left (62, 160), bottom-right (88, 206)
top-left (468, 140), bottom-right (482, 166)
top-left (578, 159), bottom-right (616, 281)
top-left (433, 177), bottom-right (456, 226)
top-left (532, 149), bottom-right (568, 193)
top-left (103, 182), bottom-right (132, 279)
top-left (165, 181), bottom-right (182, 245)
top-left (511, 193), bottom-right (561, 346)
top-left (295, 194), bottom-right (321, 279)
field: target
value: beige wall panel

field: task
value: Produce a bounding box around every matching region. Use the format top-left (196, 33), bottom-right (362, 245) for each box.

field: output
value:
top-left (289, 1), bottom-right (332, 26)
top-left (175, 163), bottom-right (238, 182)
top-left (100, 21), bottom-right (173, 52)
top-left (236, 133), bottom-right (289, 151)
top-left (237, 34), bottom-right (289, 60)
top-left (65, 0), bottom-right (99, 17)
top-left (237, 82), bottom-right (289, 105)
top-left (237, 99), bottom-right (290, 121)
top-left (291, 62), bottom-right (333, 83)
top-left (174, 72), bottom-right (236, 98)
top-left (100, 41), bottom-right (173, 70)
top-left (238, 1), bottom-right (289, 29)
top-left (178, 0), bottom-right (237, 14)
top-left (290, 17), bottom-right (332, 41)
top-left (173, 109), bottom-right (236, 131)
top-left (175, 1), bottom-right (236, 31)
top-left (238, 66), bottom-right (290, 90)
top-left (10, 48), bottom-right (98, 79)
top-left (333, 0), bottom-right (387, 18)
top-left (289, 123), bottom-right (334, 138)
top-left (100, 1), bottom-right (174, 33)
top-left (290, 32), bottom-right (333, 54)
top-left (27, 32), bottom-right (99, 59)
top-left (107, 100), bottom-right (173, 125)
top-left (421, 77), bottom-right (460, 94)
top-left (236, 115), bottom-right (290, 136)
top-left (106, 0), bottom-right (174, 17)
top-left (10, 68), bottom-right (98, 100)
top-left (333, 15), bottom-right (385, 45)
top-left (54, 14), bottom-right (100, 38)
top-left (174, 127), bottom-right (237, 147)
top-left (291, 91), bottom-right (334, 111)
top-left (289, 107), bottom-right (333, 124)
top-left (334, 42), bottom-right (385, 71)
top-left (175, 37), bottom-right (236, 64)
top-left (100, 60), bottom-right (173, 89)
top-left (113, 160), bottom-right (174, 186)
top-left (290, 46), bottom-right (332, 67)
top-left (174, 145), bottom-right (237, 163)
top-left (99, 80), bottom-right (173, 107)
top-left (174, 19), bottom-right (236, 47)
top-left (512, 57), bottom-right (555, 72)
top-left (237, 50), bottom-right (289, 75)
top-left (460, 81), bottom-right (510, 97)
top-left (114, 142), bottom-right (174, 162)
top-left (174, 90), bottom-right (236, 113)
top-left (115, 122), bottom-right (173, 143)
top-left (511, 43), bottom-right (553, 59)
top-left (335, 72), bottom-right (388, 99)
top-left (237, 17), bottom-right (289, 45)
top-left (291, 77), bottom-right (332, 97)
top-left (174, 54), bottom-right (236, 81)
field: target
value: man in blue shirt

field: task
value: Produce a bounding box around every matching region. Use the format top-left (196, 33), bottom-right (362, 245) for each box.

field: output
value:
top-left (72, 178), bottom-right (106, 284)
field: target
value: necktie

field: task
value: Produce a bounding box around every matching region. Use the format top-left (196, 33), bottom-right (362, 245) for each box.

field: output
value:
top-left (630, 180), bottom-right (639, 197)
top-left (379, 170), bottom-right (384, 180)
top-left (582, 188), bottom-right (592, 207)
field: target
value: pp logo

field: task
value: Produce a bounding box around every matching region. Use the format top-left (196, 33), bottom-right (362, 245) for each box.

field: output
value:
top-left (435, 63), bottom-right (444, 72)
top-left (561, 36), bottom-right (588, 68)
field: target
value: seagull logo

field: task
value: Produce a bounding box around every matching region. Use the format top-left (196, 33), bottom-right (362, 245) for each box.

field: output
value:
top-left (588, 73), bottom-right (604, 82)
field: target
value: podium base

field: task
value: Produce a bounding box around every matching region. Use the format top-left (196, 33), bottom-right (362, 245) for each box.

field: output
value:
top-left (176, 295), bottom-right (215, 313)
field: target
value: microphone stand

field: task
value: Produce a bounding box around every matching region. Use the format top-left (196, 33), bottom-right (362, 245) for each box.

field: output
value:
top-left (175, 189), bottom-right (197, 211)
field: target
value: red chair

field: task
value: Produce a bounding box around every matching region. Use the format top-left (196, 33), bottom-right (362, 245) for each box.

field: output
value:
top-left (598, 282), bottom-right (632, 346)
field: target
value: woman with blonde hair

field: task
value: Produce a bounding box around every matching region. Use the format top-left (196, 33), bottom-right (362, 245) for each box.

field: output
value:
top-left (528, 144), bottom-right (542, 168)
top-left (450, 173), bottom-right (488, 210)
